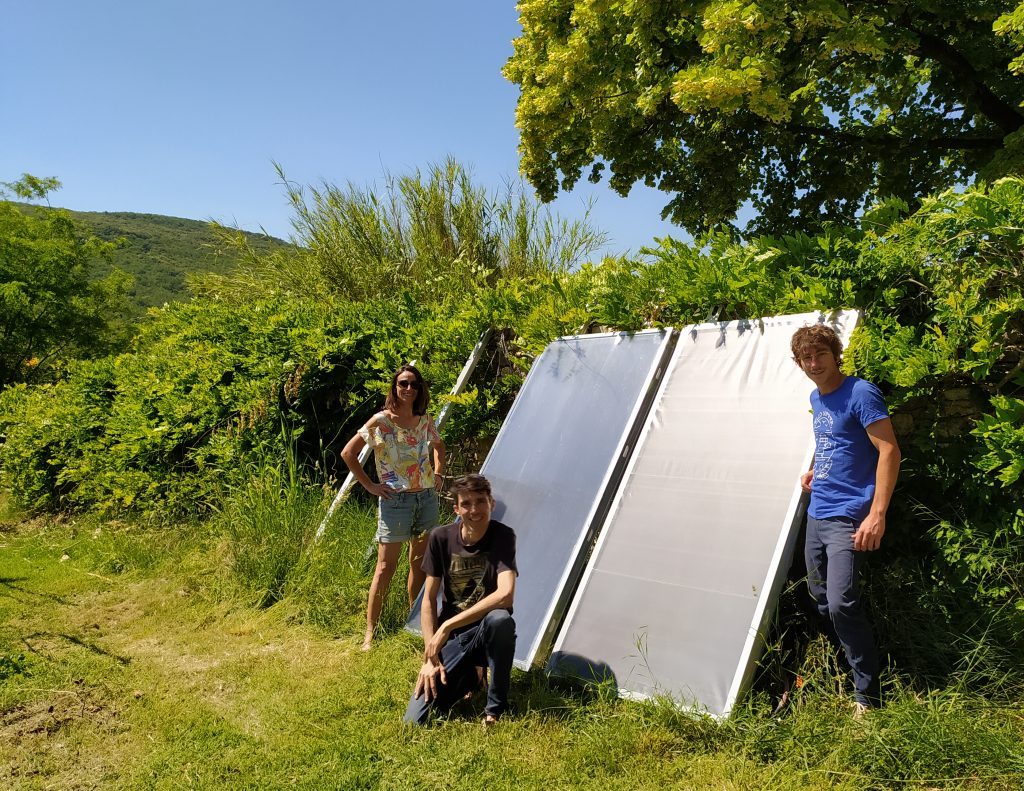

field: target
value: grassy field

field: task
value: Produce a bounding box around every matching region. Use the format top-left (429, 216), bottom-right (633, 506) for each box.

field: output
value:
top-left (1, 504), bottom-right (1023, 790)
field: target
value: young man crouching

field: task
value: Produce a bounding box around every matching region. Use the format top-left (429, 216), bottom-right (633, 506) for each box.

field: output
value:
top-left (404, 474), bottom-right (517, 726)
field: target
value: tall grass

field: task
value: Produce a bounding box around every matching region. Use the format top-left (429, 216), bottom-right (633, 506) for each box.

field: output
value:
top-left (213, 436), bottom-right (430, 637)
top-left (214, 437), bottom-right (325, 609)
top-left (3, 514), bottom-right (1024, 789)
top-left (232, 158), bottom-right (607, 302)
top-left (283, 495), bottom-right (449, 637)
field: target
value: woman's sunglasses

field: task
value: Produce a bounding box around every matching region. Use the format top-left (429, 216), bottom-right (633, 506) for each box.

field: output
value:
top-left (396, 380), bottom-right (421, 390)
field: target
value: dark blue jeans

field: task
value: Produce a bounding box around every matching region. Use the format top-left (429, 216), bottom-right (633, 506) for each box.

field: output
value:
top-left (404, 609), bottom-right (516, 725)
top-left (805, 515), bottom-right (880, 706)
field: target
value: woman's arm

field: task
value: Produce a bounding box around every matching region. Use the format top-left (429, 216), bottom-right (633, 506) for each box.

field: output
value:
top-left (340, 418), bottom-right (393, 499)
top-left (431, 435), bottom-right (447, 491)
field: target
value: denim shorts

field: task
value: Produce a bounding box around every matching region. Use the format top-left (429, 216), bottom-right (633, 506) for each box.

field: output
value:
top-left (376, 489), bottom-right (439, 543)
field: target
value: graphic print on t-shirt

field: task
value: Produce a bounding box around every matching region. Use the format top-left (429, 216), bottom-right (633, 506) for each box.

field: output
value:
top-left (813, 410), bottom-right (836, 480)
top-left (449, 553), bottom-right (487, 612)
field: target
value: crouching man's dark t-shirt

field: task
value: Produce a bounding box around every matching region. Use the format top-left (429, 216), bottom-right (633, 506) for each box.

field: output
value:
top-left (422, 520), bottom-right (517, 630)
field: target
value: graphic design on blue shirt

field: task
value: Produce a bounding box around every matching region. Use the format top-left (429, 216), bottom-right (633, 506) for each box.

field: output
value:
top-left (813, 410), bottom-right (837, 479)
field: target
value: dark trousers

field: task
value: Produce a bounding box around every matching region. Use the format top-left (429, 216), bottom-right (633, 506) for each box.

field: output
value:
top-left (404, 609), bottom-right (516, 725)
top-left (805, 515), bottom-right (880, 706)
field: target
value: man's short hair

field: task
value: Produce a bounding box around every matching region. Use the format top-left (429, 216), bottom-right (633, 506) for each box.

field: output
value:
top-left (791, 324), bottom-right (843, 362)
top-left (449, 473), bottom-right (492, 503)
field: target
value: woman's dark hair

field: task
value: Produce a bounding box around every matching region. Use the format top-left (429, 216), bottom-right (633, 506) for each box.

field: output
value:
top-left (384, 364), bottom-right (430, 415)
top-left (449, 473), bottom-right (492, 503)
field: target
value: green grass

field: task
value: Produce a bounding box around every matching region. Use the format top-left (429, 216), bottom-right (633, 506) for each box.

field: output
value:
top-left (2, 512), bottom-right (1023, 790)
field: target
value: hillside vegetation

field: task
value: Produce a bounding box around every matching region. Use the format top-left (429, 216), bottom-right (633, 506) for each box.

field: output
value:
top-left (2, 189), bottom-right (293, 389)
top-left (70, 208), bottom-right (292, 312)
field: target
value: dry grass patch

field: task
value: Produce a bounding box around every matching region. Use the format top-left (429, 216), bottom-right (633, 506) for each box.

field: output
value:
top-left (0, 686), bottom-right (130, 790)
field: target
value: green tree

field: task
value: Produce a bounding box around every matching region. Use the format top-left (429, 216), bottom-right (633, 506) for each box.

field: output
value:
top-left (504, 0), bottom-right (1024, 237)
top-left (0, 175), bottom-right (131, 388)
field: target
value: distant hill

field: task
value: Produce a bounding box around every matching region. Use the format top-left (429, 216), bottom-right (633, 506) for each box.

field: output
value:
top-left (64, 208), bottom-right (292, 313)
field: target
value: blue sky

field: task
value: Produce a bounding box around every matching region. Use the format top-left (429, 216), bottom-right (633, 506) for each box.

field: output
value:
top-left (2, 1), bottom-right (683, 256)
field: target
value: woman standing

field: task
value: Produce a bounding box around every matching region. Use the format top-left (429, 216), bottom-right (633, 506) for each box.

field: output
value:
top-left (342, 365), bottom-right (446, 651)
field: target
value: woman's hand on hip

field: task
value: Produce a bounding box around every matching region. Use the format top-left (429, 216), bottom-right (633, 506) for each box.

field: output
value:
top-left (367, 482), bottom-right (395, 499)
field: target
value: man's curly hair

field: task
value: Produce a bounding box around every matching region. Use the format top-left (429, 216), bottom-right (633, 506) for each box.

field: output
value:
top-left (791, 324), bottom-right (843, 363)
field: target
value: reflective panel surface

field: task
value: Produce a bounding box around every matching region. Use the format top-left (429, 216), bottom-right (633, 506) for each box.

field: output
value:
top-left (440, 330), bottom-right (673, 668)
top-left (549, 312), bottom-right (858, 716)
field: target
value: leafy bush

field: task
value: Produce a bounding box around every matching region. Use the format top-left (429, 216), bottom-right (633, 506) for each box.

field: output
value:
top-left (1, 177), bottom-right (132, 388)
top-left (0, 651), bottom-right (29, 681)
top-left (0, 292), bottom-right (497, 516)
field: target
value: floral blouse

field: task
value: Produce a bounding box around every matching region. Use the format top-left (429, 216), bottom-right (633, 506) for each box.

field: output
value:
top-left (358, 412), bottom-right (441, 492)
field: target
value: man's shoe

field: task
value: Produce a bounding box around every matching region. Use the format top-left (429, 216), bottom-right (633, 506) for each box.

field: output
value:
top-left (852, 701), bottom-right (870, 719)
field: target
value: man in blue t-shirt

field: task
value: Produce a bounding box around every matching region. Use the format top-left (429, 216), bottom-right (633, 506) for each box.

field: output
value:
top-left (792, 324), bottom-right (901, 712)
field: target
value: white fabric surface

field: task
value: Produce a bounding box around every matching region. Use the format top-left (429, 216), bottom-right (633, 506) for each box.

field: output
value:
top-left (549, 311), bottom-right (858, 716)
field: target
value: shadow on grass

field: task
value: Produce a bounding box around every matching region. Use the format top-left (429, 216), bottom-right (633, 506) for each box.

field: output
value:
top-left (515, 666), bottom-right (624, 719)
top-left (0, 577), bottom-right (70, 606)
top-left (20, 630), bottom-right (132, 666)
top-left (753, 557), bottom-right (1024, 712)
top-left (754, 516), bottom-right (1024, 710)
top-left (417, 665), bottom-right (624, 726)
top-left (871, 554), bottom-right (1024, 697)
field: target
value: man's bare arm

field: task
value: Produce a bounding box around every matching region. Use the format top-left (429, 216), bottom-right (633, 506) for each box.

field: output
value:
top-left (423, 570), bottom-right (515, 664)
top-left (419, 574), bottom-right (441, 652)
top-left (413, 575), bottom-right (446, 702)
top-left (854, 418), bottom-right (901, 552)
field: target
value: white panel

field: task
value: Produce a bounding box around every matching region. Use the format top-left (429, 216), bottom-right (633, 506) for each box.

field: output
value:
top-left (408, 330), bottom-right (674, 668)
top-left (486, 330), bottom-right (674, 668)
top-left (549, 311), bottom-right (858, 716)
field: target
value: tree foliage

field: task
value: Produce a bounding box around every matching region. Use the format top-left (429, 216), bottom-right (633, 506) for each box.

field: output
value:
top-left (594, 178), bottom-right (1024, 608)
top-left (0, 176), bottom-right (131, 388)
top-left (504, 0), bottom-right (1024, 237)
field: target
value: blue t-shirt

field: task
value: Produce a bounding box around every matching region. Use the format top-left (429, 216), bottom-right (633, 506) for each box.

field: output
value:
top-left (809, 376), bottom-right (890, 521)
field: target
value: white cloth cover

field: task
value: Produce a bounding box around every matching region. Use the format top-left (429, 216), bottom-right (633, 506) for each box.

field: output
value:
top-left (408, 330), bottom-right (673, 669)
top-left (549, 311), bottom-right (858, 716)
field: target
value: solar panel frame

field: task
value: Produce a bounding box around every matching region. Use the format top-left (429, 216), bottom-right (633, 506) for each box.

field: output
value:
top-left (547, 311), bottom-right (859, 716)
top-left (493, 329), bottom-right (679, 669)
top-left (409, 329), bottom-right (676, 670)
